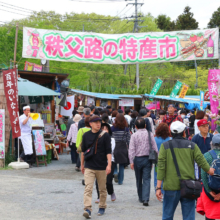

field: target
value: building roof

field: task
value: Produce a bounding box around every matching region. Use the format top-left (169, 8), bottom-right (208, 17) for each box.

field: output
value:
top-left (71, 89), bottom-right (142, 100)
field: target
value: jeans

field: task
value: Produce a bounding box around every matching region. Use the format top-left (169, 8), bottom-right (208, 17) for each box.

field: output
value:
top-left (154, 166), bottom-right (164, 194)
top-left (134, 156), bottom-right (152, 202)
top-left (163, 190), bottom-right (195, 220)
top-left (70, 143), bottom-right (78, 164)
top-left (114, 163), bottom-right (125, 184)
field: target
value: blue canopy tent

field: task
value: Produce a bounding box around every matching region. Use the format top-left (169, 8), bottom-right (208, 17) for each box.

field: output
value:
top-left (144, 94), bottom-right (210, 110)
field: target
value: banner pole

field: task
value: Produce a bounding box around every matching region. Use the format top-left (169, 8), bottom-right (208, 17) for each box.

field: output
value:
top-left (13, 23), bottom-right (19, 68)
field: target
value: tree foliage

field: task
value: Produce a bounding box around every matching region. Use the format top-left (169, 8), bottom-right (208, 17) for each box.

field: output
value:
top-left (208, 7), bottom-right (220, 28)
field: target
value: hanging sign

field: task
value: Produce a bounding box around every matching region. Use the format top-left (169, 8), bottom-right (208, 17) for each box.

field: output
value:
top-left (149, 79), bottom-right (163, 96)
top-left (179, 85), bottom-right (189, 98)
top-left (170, 81), bottom-right (183, 98)
top-left (22, 27), bottom-right (219, 64)
top-left (200, 91), bottom-right (205, 110)
top-left (204, 90), bottom-right (210, 101)
top-left (3, 68), bottom-right (21, 138)
top-left (119, 99), bottom-right (134, 106)
top-left (60, 95), bottom-right (75, 117)
top-left (0, 109), bottom-right (5, 159)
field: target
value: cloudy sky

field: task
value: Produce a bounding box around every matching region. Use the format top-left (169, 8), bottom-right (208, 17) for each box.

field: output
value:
top-left (0, 0), bottom-right (219, 29)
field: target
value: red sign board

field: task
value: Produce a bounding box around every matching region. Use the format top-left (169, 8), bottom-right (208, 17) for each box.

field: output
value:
top-left (204, 91), bottom-right (210, 101)
top-left (3, 68), bottom-right (21, 138)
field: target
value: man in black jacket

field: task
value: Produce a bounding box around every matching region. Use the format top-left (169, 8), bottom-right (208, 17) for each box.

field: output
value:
top-left (81, 115), bottom-right (112, 219)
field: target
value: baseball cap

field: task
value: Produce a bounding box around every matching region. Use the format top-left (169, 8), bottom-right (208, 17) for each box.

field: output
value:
top-left (197, 119), bottom-right (208, 127)
top-left (89, 115), bottom-right (102, 122)
top-left (170, 121), bottom-right (186, 134)
top-left (212, 133), bottom-right (220, 146)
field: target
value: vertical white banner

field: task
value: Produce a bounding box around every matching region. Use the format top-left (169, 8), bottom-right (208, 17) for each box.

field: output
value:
top-left (60, 96), bottom-right (75, 117)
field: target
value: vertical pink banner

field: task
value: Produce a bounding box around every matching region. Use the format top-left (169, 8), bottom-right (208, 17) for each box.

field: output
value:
top-left (208, 69), bottom-right (220, 130)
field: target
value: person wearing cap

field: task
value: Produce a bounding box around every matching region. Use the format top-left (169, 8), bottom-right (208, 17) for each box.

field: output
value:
top-left (162, 104), bottom-right (183, 128)
top-left (78, 108), bottom-right (91, 130)
top-left (77, 106), bottom-right (84, 116)
top-left (156, 121), bottom-right (215, 220)
top-left (196, 134), bottom-right (220, 220)
top-left (66, 114), bottom-right (82, 170)
top-left (19, 106), bottom-right (34, 165)
top-left (81, 115), bottom-right (112, 218)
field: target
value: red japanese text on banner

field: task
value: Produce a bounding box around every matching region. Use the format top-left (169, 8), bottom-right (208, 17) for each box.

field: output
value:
top-left (3, 68), bottom-right (21, 138)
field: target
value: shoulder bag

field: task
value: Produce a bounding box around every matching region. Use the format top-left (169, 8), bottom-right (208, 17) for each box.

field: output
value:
top-left (84, 131), bottom-right (105, 161)
top-left (169, 141), bottom-right (202, 200)
top-left (148, 131), bottom-right (158, 164)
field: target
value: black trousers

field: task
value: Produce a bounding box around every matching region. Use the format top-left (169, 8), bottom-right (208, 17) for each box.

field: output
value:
top-left (69, 143), bottom-right (79, 164)
top-left (96, 162), bottom-right (116, 199)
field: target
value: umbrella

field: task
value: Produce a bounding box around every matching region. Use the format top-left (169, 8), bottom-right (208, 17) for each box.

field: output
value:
top-left (18, 78), bottom-right (61, 96)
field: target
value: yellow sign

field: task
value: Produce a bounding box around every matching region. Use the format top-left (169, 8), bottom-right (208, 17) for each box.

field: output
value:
top-left (179, 85), bottom-right (189, 98)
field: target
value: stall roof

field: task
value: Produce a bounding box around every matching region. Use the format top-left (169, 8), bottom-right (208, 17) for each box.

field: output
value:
top-left (18, 78), bottom-right (60, 96)
top-left (144, 94), bottom-right (210, 110)
top-left (18, 70), bottom-right (69, 84)
top-left (71, 89), bottom-right (142, 100)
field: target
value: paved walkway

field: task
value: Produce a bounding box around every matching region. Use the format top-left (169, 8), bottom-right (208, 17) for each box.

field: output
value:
top-left (0, 155), bottom-right (203, 220)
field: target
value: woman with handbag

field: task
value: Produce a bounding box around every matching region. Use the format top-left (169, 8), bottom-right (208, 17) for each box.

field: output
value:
top-left (129, 117), bottom-right (158, 206)
top-left (111, 113), bottom-right (131, 185)
top-left (196, 134), bottom-right (220, 220)
top-left (66, 114), bottom-right (82, 170)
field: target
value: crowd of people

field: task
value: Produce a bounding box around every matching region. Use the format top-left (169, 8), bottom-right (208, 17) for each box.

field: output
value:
top-left (66, 104), bottom-right (220, 220)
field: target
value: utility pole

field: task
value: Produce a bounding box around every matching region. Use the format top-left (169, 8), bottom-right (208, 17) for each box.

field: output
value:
top-left (194, 60), bottom-right (198, 89)
top-left (125, 0), bottom-right (145, 89)
top-left (13, 23), bottom-right (19, 68)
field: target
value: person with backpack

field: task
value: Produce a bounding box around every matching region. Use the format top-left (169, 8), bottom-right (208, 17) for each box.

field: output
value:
top-left (162, 104), bottom-right (183, 128)
top-left (197, 133), bottom-right (220, 220)
top-left (156, 121), bottom-right (215, 220)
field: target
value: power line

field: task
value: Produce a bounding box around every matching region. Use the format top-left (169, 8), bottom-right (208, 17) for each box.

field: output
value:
top-left (0, 1), bottom-right (34, 12)
top-left (0, 4), bottom-right (32, 14)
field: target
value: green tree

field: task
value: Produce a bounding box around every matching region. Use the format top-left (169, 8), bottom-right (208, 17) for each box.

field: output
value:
top-left (156, 14), bottom-right (175, 31)
top-left (208, 7), bottom-right (220, 28)
top-left (175, 6), bottom-right (198, 30)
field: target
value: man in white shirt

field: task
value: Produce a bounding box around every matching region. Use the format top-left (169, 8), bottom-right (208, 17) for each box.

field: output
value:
top-left (124, 108), bottom-right (132, 126)
top-left (19, 106), bottom-right (33, 164)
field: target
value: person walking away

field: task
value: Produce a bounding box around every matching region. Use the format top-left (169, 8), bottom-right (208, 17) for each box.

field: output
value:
top-left (192, 119), bottom-right (213, 179)
top-left (189, 110), bottom-right (195, 128)
top-left (81, 115), bottom-right (111, 218)
top-left (162, 104), bottom-right (183, 129)
top-left (19, 106), bottom-right (34, 166)
top-left (196, 134), bottom-right (220, 220)
top-left (96, 123), bottom-right (116, 203)
top-left (156, 121), bottom-right (215, 220)
top-left (130, 111), bottom-right (139, 133)
top-left (150, 110), bottom-right (156, 125)
top-left (77, 106), bottom-right (84, 117)
top-left (66, 114), bottom-right (82, 170)
top-left (139, 109), bottom-right (152, 133)
top-left (76, 117), bottom-right (91, 171)
top-left (154, 123), bottom-right (171, 195)
top-left (78, 108), bottom-right (91, 130)
top-left (194, 110), bottom-right (205, 135)
top-left (67, 110), bottom-right (78, 135)
top-left (155, 110), bottom-right (166, 129)
top-left (111, 114), bottom-right (130, 185)
top-left (146, 109), bottom-right (155, 135)
top-left (101, 113), bottom-right (110, 125)
top-left (124, 108), bottom-right (132, 126)
top-left (89, 105), bottom-right (95, 116)
top-left (111, 110), bottom-right (118, 124)
top-left (129, 118), bottom-right (158, 206)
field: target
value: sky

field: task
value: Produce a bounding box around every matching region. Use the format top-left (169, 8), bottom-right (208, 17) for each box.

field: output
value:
top-left (0, 0), bottom-right (219, 29)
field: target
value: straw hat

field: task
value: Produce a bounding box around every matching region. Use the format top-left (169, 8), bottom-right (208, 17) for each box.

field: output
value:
top-left (73, 114), bottom-right (82, 123)
top-left (77, 106), bottom-right (84, 113)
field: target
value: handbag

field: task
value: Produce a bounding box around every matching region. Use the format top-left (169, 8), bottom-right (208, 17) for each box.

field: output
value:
top-left (84, 131), bottom-right (105, 161)
top-left (169, 141), bottom-right (202, 200)
top-left (148, 131), bottom-right (158, 164)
